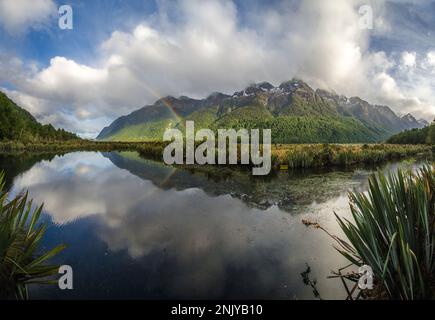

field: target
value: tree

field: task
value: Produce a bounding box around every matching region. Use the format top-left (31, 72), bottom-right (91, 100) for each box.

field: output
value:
top-left (427, 120), bottom-right (435, 145)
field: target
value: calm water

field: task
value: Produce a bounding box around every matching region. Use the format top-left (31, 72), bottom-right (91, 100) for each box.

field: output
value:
top-left (0, 151), bottom-right (419, 300)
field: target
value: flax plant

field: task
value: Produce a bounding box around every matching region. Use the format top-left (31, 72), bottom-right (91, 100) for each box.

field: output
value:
top-left (0, 171), bottom-right (65, 299)
top-left (335, 165), bottom-right (434, 299)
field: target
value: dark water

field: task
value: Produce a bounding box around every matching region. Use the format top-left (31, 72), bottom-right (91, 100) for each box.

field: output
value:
top-left (0, 151), bottom-right (420, 300)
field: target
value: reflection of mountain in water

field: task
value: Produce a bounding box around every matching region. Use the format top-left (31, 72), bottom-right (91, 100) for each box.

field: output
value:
top-left (13, 151), bottom-right (348, 299)
top-left (4, 151), bottom-right (417, 299)
top-left (103, 151), bottom-right (372, 212)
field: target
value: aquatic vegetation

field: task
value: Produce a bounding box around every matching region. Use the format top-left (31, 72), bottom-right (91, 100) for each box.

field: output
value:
top-left (334, 165), bottom-right (434, 299)
top-left (0, 171), bottom-right (65, 299)
top-left (277, 144), bottom-right (431, 169)
top-left (300, 263), bottom-right (322, 300)
top-left (287, 150), bottom-right (315, 169)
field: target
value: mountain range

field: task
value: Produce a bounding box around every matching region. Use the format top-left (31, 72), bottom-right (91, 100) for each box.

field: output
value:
top-left (97, 79), bottom-right (428, 143)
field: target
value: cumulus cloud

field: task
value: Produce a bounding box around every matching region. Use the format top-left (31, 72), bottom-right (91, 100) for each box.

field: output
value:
top-left (423, 51), bottom-right (435, 71)
top-left (401, 51), bottom-right (417, 68)
top-left (0, 0), bottom-right (56, 33)
top-left (1, 0), bottom-right (434, 137)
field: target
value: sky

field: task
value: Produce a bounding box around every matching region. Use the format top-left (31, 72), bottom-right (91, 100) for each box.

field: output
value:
top-left (0, 0), bottom-right (434, 138)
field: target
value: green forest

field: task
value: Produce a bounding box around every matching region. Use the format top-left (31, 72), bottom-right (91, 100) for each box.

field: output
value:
top-left (102, 104), bottom-right (390, 144)
top-left (0, 92), bottom-right (78, 142)
top-left (386, 121), bottom-right (434, 145)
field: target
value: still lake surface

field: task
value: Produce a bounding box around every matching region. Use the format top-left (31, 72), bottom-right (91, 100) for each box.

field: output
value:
top-left (0, 151), bottom-right (419, 299)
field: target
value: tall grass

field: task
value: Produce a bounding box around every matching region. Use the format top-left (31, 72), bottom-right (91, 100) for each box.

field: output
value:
top-left (334, 165), bottom-right (434, 299)
top-left (0, 171), bottom-right (65, 299)
top-left (279, 144), bottom-right (431, 169)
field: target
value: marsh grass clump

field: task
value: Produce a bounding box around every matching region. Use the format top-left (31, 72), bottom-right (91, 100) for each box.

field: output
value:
top-left (287, 150), bottom-right (315, 169)
top-left (277, 144), bottom-right (431, 169)
top-left (0, 171), bottom-right (65, 299)
top-left (335, 165), bottom-right (434, 299)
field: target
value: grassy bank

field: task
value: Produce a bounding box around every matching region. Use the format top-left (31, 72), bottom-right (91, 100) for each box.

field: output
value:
top-left (0, 139), bottom-right (163, 152)
top-left (0, 140), bottom-right (166, 161)
top-left (0, 140), bottom-right (432, 170)
top-left (272, 143), bottom-right (432, 169)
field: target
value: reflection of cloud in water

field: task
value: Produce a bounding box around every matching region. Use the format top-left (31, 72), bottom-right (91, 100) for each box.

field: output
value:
top-left (10, 152), bottom-right (368, 298)
top-left (98, 184), bottom-right (352, 298)
top-left (11, 152), bottom-right (128, 224)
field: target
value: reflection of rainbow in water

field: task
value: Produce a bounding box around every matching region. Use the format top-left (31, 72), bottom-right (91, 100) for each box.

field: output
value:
top-left (156, 165), bottom-right (178, 189)
top-left (141, 85), bottom-right (190, 192)
top-left (144, 86), bottom-right (183, 188)
top-left (128, 151), bottom-right (179, 197)
top-left (140, 165), bottom-right (178, 200)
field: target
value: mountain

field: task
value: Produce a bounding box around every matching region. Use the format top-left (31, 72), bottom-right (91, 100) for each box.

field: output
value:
top-left (0, 91), bottom-right (78, 142)
top-left (418, 119), bottom-right (430, 127)
top-left (316, 90), bottom-right (428, 134)
top-left (97, 79), bottom-right (427, 143)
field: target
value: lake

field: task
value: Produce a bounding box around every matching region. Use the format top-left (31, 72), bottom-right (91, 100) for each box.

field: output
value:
top-left (0, 151), bottom-right (419, 299)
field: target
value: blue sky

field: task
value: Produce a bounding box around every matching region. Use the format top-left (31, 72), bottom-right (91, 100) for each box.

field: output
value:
top-left (0, 1), bottom-right (158, 67)
top-left (0, 0), bottom-right (434, 137)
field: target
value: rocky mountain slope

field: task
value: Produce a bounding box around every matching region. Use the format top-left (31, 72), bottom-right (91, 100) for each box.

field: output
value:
top-left (97, 79), bottom-right (427, 143)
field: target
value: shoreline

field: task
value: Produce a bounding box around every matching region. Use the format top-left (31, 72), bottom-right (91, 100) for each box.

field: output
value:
top-left (0, 140), bottom-right (432, 171)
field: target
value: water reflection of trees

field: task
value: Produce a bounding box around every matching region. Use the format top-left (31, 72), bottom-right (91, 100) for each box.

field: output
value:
top-left (104, 152), bottom-right (372, 213)
top-left (0, 151), bottom-right (379, 213)
top-left (0, 153), bottom-right (59, 190)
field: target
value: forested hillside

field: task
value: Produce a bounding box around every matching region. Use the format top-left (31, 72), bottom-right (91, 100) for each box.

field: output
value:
top-left (0, 92), bottom-right (78, 142)
top-left (386, 121), bottom-right (434, 145)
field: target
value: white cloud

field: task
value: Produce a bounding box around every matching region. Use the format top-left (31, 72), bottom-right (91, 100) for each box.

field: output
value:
top-left (0, 0), bottom-right (56, 33)
top-left (428, 51), bottom-right (435, 66)
top-left (2, 0), bottom-right (434, 137)
top-left (401, 51), bottom-right (417, 68)
top-left (422, 51), bottom-right (435, 71)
